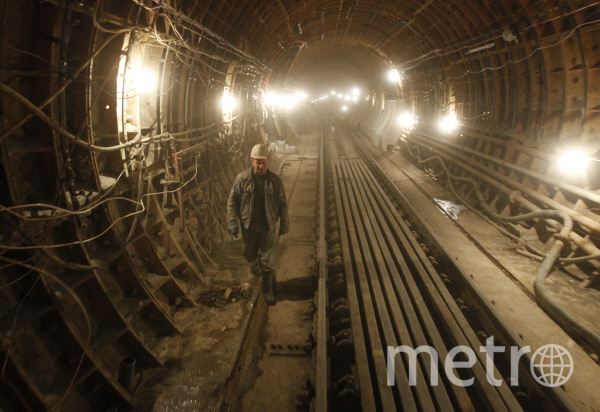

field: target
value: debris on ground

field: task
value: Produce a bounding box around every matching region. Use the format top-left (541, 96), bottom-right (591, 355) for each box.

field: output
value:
top-left (197, 282), bottom-right (251, 307)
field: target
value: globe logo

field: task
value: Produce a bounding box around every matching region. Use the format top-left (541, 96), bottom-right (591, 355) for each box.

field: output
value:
top-left (530, 344), bottom-right (574, 387)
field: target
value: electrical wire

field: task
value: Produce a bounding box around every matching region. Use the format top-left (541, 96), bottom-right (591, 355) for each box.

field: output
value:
top-left (0, 253), bottom-right (41, 290)
top-left (1, 8), bottom-right (258, 150)
top-left (405, 5), bottom-right (600, 82)
top-left (151, 22), bottom-right (255, 79)
top-left (265, 41), bottom-right (306, 92)
top-left (0, 83), bottom-right (174, 152)
top-left (0, 169), bottom-right (128, 222)
top-left (128, 0), bottom-right (264, 71)
top-left (0, 269), bottom-right (42, 381)
top-left (140, 0), bottom-right (265, 68)
top-left (17, 152), bottom-right (146, 271)
top-left (402, 140), bottom-right (600, 264)
top-left (1, 44), bottom-right (56, 67)
top-left (0, 32), bottom-right (121, 143)
top-left (521, 1), bottom-right (600, 31)
top-left (0, 158), bottom-right (200, 251)
top-left (408, 10), bottom-right (600, 91)
top-left (93, 0), bottom-right (139, 34)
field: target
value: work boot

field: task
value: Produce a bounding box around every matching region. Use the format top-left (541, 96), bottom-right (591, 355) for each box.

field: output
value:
top-left (250, 260), bottom-right (261, 276)
top-left (262, 270), bottom-right (276, 306)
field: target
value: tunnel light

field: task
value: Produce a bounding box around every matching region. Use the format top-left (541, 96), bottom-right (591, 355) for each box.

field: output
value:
top-left (282, 99), bottom-right (296, 110)
top-left (222, 92), bottom-right (237, 113)
top-left (344, 95), bottom-right (350, 101)
top-left (331, 90), bottom-right (336, 95)
top-left (352, 96), bottom-right (358, 102)
top-left (264, 92), bottom-right (276, 106)
top-left (341, 106), bottom-right (348, 112)
top-left (398, 112), bottom-right (417, 129)
top-left (293, 91), bottom-right (308, 101)
top-left (352, 87), bottom-right (360, 95)
top-left (557, 150), bottom-right (590, 175)
top-left (439, 115), bottom-right (459, 134)
top-left (133, 71), bottom-right (158, 93)
top-left (387, 68), bottom-right (400, 83)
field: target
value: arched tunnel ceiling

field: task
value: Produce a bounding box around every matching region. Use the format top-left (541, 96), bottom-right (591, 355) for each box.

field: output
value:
top-left (184, 0), bottom-right (588, 89)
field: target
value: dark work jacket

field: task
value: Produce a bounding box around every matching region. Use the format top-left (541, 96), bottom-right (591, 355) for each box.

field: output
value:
top-left (227, 167), bottom-right (289, 232)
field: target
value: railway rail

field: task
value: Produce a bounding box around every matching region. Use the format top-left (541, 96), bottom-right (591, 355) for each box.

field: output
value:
top-left (313, 119), bottom-right (578, 411)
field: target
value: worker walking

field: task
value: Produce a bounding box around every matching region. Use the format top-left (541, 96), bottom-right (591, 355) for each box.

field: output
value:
top-left (227, 143), bottom-right (289, 305)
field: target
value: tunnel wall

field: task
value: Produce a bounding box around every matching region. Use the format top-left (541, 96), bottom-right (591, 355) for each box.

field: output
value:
top-left (349, 98), bottom-right (407, 150)
top-left (0, 1), bottom-right (276, 409)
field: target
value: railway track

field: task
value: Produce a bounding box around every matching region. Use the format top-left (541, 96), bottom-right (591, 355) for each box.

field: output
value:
top-left (313, 119), bottom-right (578, 411)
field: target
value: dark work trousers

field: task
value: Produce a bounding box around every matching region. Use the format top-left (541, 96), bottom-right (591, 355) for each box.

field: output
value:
top-left (241, 219), bottom-right (278, 272)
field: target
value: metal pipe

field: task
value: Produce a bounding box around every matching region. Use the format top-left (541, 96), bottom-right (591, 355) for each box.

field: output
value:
top-left (409, 133), bottom-right (600, 269)
top-left (412, 133), bottom-right (600, 234)
top-left (419, 131), bottom-right (600, 208)
top-left (405, 146), bottom-right (600, 265)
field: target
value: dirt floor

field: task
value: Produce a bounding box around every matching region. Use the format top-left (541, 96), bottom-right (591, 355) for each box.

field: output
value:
top-left (237, 122), bottom-right (321, 411)
top-left (133, 120), bottom-right (322, 411)
top-left (133, 239), bottom-right (259, 411)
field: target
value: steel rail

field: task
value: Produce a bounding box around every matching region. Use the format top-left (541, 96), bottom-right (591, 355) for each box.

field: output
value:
top-left (334, 154), bottom-right (514, 411)
top-left (335, 158), bottom-right (419, 411)
top-left (344, 158), bottom-right (470, 411)
top-left (331, 160), bottom-right (397, 410)
top-left (341, 121), bottom-right (578, 411)
top-left (326, 132), bottom-right (377, 411)
top-left (339, 159), bottom-right (441, 411)
top-left (350, 158), bottom-right (518, 411)
top-left (316, 123), bottom-right (328, 411)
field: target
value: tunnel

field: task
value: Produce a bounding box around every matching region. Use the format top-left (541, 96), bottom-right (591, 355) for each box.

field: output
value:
top-left (1, 0), bottom-right (600, 410)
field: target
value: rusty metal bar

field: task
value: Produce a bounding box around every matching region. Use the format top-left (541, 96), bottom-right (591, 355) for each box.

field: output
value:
top-left (315, 122), bottom-right (328, 411)
top-left (331, 159), bottom-right (397, 410)
top-left (340, 159), bottom-right (443, 411)
top-left (352, 158), bottom-right (516, 411)
top-left (328, 161), bottom-right (377, 412)
top-left (345, 158), bottom-right (463, 411)
top-left (336, 158), bottom-right (419, 411)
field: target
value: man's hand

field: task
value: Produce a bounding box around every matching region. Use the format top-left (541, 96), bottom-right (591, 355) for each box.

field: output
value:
top-left (279, 225), bottom-right (289, 236)
top-left (227, 221), bottom-right (239, 238)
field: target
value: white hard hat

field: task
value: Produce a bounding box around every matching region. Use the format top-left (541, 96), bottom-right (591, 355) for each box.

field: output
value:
top-left (250, 143), bottom-right (270, 159)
